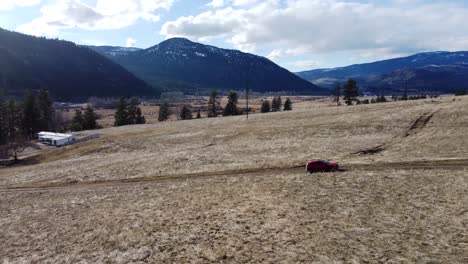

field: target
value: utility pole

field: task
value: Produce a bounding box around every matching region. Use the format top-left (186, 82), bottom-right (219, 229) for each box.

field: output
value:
top-left (403, 80), bottom-right (408, 100)
top-left (246, 80), bottom-right (249, 119)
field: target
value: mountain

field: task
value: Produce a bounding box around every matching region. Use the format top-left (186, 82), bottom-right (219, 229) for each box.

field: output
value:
top-left (366, 64), bottom-right (468, 94)
top-left (0, 28), bottom-right (156, 100)
top-left (296, 51), bottom-right (468, 94)
top-left (92, 38), bottom-right (328, 95)
top-left (86, 46), bottom-right (141, 57)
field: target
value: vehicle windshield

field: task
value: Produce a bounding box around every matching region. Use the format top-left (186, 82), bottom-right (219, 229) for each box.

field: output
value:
top-left (321, 160), bottom-right (330, 164)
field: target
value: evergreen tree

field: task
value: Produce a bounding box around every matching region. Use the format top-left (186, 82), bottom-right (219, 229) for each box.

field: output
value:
top-left (283, 98), bottom-right (293, 111)
top-left (376, 95), bottom-right (387, 103)
top-left (223, 92), bottom-right (241, 116)
top-left (135, 107), bottom-right (146, 124)
top-left (22, 91), bottom-right (40, 139)
top-left (196, 110), bottom-right (201, 119)
top-left (0, 101), bottom-right (4, 145)
top-left (37, 89), bottom-right (54, 131)
top-left (83, 104), bottom-right (98, 130)
top-left (207, 91), bottom-right (219, 117)
top-left (126, 98), bottom-right (145, 124)
top-left (180, 105), bottom-right (193, 120)
top-left (343, 79), bottom-right (359, 105)
top-left (158, 102), bottom-right (170, 122)
top-left (271, 96), bottom-right (282, 112)
top-left (4, 100), bottom-right (22, 140)
top-left (71, 109), bottom-right (84, 131)
top-left (127, 98), bottom-right (139, 124)
top-left (114, 97), bottom-right (129, 126)
top-left (260, 100), bottom-right (271, 113)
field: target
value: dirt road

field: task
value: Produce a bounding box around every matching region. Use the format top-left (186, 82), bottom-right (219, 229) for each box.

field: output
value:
top-left (2, 158), bottom-right (467, 193)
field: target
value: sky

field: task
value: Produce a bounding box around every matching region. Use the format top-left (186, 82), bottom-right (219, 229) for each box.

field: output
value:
top-left (2, 0), bottom-right (468, 72)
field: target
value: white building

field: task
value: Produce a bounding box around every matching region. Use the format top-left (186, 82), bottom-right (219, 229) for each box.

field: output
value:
top-left (38, 132), bottom-right (77, 147)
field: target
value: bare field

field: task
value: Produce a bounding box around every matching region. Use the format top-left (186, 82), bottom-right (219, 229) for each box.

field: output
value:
top-left (1, 168), bottom-right (466, 263)
top-left (0, 96), bottom-right (466, 187)
top-left (1, 96), bottom-right (467, 263)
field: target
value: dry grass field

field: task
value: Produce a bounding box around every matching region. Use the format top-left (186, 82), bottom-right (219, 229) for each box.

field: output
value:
top-left (1, 96), bottom-right (467, 263)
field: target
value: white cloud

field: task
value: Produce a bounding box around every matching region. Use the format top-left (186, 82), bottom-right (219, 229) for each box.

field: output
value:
top-left (162, 0), bottom-right (468, 57)
top-left (206, 0), bottom-right (261, 8)
top-left (287, 60), bottom-right (321, 71)
top-left (17, 0), bottom-right (174, 36)
top-left (0, 0), bottom-right (41, 11)
top-left (206, 0), bottom-right (224, 8)
top-left (126, 37), bottom-right (137, 47)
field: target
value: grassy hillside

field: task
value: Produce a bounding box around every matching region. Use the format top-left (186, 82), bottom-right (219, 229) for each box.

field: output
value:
top-left (0, 28), bottom-right (156, 100)
top-left (0, 96), bottom-right (467, 262)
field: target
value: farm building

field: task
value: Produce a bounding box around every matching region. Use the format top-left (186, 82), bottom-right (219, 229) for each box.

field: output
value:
top-left (38, 132), bottom-right (77, 147)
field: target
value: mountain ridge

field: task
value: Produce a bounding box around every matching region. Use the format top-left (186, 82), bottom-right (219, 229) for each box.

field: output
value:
top-left (92, 38), bottom-right (329, 95)
top-left (0, 28), bottom-right (156, 100)
top-left (296, 51), bottom-right (468, 94)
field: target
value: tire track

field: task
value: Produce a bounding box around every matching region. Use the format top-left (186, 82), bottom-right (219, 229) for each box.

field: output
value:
top-left (1, 159), bottom-right (467, 193)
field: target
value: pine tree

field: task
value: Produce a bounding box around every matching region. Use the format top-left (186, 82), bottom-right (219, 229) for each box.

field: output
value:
top-left (260, 100), bottom-right (271, 113)
top-left (4, 100), bottom-right (22, 140)
top-left (180, 105), bottom-right (193, 120)
top-left (114, 97), bottom-right (129, 126)
top-left (196, 110), bottom-right (201, 119)
top-left (135, 107), bottom-right (146, 124)
top-left (0, 100), bottom-right (13, 145)
top-left (207, 91), bottom-right (219, 117)
top-left (271, 96), bottom-right (282, 112)
top-left (283, 98), bottom-right (292, 111)
top-left (22, 91), bottom-right (40, 139)
top-left (0, 101), bottom-right (4, 145)
top-left (127, 98), bottom-right (139, 124)
top-left (83, 104), bottom-right (98, 130)
top-left (71, 109), bottom-right (84, 131)
top-left (37, 89), bottom-right (54, 131)
top-left (158, 102), bottom-right (170, 122)
top-left (343, 79), bottom-right (359, 105)
top-left (223, 92), bottom-right (240, 116)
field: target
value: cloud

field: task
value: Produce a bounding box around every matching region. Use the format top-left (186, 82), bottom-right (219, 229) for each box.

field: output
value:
top-left (287, 60), bottom-right (321, 71)
top-left (17, 0), bottom-right (174, 36)
top-left (206, 0), bottom-right (224, 8)
top-left (162, 0), bottom-right (468, 57)
top-left (126, 37), bottom-right (137, 47)
top-left (0, 0), bottom-right (41, 11)
top-left (206, 0), bottom-right (261, 8)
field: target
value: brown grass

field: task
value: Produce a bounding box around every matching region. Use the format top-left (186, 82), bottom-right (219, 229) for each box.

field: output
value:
top-left (0, 96), bottom-right (467, 263)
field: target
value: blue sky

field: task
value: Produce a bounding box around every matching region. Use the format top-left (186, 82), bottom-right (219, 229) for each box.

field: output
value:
top-left (2, 0), bottom-right (468, 72)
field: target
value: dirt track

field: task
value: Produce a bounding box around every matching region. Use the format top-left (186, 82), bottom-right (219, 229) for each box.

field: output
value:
top-left (2, 158), bottom-right (467, 192)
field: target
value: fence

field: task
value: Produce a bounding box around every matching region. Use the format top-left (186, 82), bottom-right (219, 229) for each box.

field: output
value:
top-left (77, 134), bottom-right (100, 143)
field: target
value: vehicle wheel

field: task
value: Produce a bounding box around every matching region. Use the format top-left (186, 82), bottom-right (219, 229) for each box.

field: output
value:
top-left (307, 169), bottom-right (313, 174)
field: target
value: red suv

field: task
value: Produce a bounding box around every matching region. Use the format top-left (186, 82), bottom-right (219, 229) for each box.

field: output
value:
top-left (306, 160), bottom-right (339, 173)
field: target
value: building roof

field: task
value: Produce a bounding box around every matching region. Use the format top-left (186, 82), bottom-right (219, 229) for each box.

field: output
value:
top-left (38, 132), bottom-right (74, 140)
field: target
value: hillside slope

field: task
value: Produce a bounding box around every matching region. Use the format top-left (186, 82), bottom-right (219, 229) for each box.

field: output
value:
top-left (0, 28), bottom-right (156, 100)
top-left (1, 96), bottom-right (467, 263)
top-left (94, 38), bottom-right (329, 95)
top-left (297, 51), bottom-right (468, 94)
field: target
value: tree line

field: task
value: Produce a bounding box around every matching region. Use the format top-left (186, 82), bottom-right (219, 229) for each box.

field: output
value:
top-left (156, 92), bottom-right (293, 122)
top-left (113, 97), bottom-right (146, 126)
top-left (334, 78), bottom-right (442, 106)
top-left (0, 90), bottom-right (58, 162)
top-left (0, 90), bottom-right (55, 145)
top-left (260, 97), bottom-right (292, 113)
